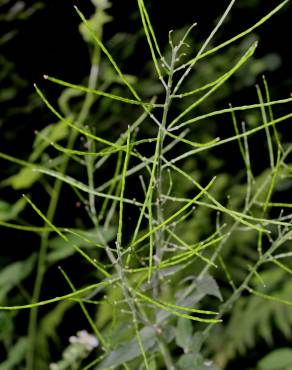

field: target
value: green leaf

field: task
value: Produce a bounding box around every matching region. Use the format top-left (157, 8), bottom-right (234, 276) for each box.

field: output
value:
top-left (192, 332), bottom-right (204, 354)
top-left (258, 348), bottom-right (292, 370)
top-left (47, 227), bottom-right (115, 264)
top-left (176, 317), bottom-right (193, 352)
top-left (139, 357), bottom-right (157, 370)
top-left (34, 121), bottom-right (68, 148)
top-left (4, 167), bottom-right (41, 189)
top-left (198, 362), bottom-right (221, 370)
top-left (55, 228), bottom-right (117, 249)
top-left (0, 312), bottom-right (13, 341)
top-left (39, 300), bottom-right (74, 347)
top-left (251, 268), bottom-right (284, 289)
top-left (36, 301), bottom-right (76, 368)
top-left (0, 337), bottom-right (27, 370)
top-left (96, 283), bottom-right (123, 328)
top-left (0, 198), bottom-right (26, 221)
top-left (0, 254), bottom-right (36, 300)
top-left (30, 121), bottom-right (68, 162)
top-left (177, 353), bottom-right (203, 370)
top-left (148, 358), bottom-right (157, 370)
top-left (79, 10), bottom-right (112, 44)
top-left (95, 327), bottom-right (156, 369)
top-left (196, 274), bottom-right (223, 301)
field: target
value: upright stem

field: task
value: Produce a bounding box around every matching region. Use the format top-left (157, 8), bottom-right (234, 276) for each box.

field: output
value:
top-left (26, 132), bottom-right (75, 370)
top-left (154, 47), bottom-right (176, 296)
top-left (84, 50), bottom-right (101, 225)
top-left (26, 46), bottom-right (101, 370)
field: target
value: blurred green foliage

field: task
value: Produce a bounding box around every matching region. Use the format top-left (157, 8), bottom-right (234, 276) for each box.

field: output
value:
top-left (0, 1), bottom-right (291, 370)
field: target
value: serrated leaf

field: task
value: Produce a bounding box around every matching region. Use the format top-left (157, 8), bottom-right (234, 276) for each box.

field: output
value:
top-left (176, 317), bottom-right (193, 351)
top-left (196, 274), bottom-right (223, 301)
top-left (258, 348), bottom-right (292, 370)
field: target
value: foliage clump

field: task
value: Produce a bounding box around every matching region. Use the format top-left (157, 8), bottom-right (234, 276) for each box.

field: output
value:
top-left (0, 1), bottom-right (292, 369)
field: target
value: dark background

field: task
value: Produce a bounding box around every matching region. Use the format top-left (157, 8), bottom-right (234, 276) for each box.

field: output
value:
top-left (0, 1), bottom-right (291, 369)
top-left (1, 0), bottom-right (292, 156)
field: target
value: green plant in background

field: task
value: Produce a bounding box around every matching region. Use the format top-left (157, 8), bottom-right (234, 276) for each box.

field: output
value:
top-left (0, 0), bottom-right (43, 124)
top-left (0, 0), bottom-right (292, 369)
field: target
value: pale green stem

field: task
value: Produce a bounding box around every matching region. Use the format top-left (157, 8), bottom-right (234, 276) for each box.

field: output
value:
top-left (153, 44), bottom-right (177, 297)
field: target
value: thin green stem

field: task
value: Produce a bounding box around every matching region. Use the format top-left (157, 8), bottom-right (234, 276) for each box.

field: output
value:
top-left (153, 41), bottom-right (177, 297)
top-left (26, 43), bottom-right (102, 370)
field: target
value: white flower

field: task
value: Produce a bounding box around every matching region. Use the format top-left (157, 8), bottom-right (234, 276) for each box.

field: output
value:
top-left (77, 330), bottom-right (99, 351)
